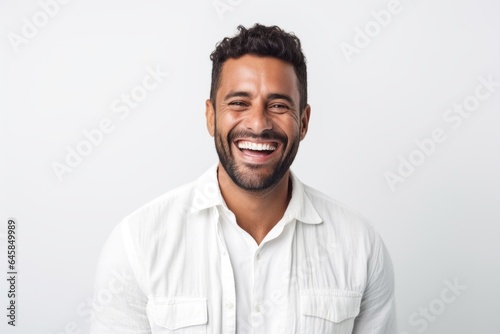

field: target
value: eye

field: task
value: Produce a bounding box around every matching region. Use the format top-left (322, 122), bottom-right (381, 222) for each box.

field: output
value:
top-left (228, 101), bottom-right (249, 111)
top-left (269, 103), bottom-right (291, 112)
top-left (270, 104), bottom-right (288, 108)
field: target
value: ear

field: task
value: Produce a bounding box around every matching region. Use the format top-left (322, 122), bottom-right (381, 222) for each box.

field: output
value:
top-left (205, 99), bottom-right (215, 137)
top-left (299, 104), bottom-right (311, 141)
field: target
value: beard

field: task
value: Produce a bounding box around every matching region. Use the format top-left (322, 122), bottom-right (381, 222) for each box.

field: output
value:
top-left (214, 124), bottom-right (300, 192)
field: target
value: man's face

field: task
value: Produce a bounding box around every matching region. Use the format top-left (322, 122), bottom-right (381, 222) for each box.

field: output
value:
top-left (206, 54), bottom-right (310, 191)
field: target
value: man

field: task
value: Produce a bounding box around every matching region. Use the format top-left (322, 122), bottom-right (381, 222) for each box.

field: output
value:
top-left (91, 23), bottom-right (397, 333)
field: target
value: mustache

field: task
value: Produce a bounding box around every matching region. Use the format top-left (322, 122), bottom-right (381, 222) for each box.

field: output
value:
top-left (228, 129), bottom-right (287, 144)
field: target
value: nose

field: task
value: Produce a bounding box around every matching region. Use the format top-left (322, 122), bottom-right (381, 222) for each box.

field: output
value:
top-left (242, 104), bottom-right (273, 133)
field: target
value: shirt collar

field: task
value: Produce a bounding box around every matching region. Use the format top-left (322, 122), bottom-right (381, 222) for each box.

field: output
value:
top-left (191, 163), bottom-right (323, 225)
top-left (285, 170), bottom-right (323, 225)
top-left (190, 163), bottom-right (224, 212)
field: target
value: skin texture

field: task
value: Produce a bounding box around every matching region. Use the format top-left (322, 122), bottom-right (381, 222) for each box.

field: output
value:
top-left (205, 54), bottom-right (311, 244)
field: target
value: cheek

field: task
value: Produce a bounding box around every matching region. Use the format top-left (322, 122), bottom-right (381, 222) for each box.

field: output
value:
top-left (276, 117), bottom-right (301, 137)
top-left (216, 111), bottom-right (242, 131)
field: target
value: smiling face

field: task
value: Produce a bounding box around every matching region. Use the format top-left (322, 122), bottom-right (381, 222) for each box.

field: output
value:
top-left (206, 54), bottom-right (310, 191)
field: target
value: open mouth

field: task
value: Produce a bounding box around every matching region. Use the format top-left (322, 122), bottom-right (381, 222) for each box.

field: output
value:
top-left (235, 140), bottom-right (278, 158)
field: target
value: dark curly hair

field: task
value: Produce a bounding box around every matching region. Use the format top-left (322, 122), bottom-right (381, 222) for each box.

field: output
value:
top-left (209, 23), bottom-right (308, 114)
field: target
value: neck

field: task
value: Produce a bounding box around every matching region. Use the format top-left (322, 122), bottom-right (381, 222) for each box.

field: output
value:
top-left (217, 164), bottom-right (291, 245)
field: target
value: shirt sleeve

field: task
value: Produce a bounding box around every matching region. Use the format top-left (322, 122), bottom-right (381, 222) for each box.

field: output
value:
top-left (352, 236), bottom-right (397, 333)
top-left (90, 222), bottom-right (152, 333)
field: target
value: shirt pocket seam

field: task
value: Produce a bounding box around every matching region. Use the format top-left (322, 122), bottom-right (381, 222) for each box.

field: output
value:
top-left (300, 290), bottom-right (362, 323)
top-left (147, 297), bottom-right (207, 330)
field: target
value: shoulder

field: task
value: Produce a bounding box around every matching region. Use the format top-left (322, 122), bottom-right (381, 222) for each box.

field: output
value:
top-left (109, 177), bottom-right (205, 277)
top-left (296, 180), bottom-right (394, 294)
top-left (123, 165), bottom-right (219, 226)
top-left (126, 181), bottom-right (195, 221)
top-left (301, 182), bottom-right (382, 250)
top-left (118, 165), bottom-right (219, 244)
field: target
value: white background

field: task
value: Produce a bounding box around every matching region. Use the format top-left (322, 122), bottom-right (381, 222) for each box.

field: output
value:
top-left (1, 0), bottom-right (499, 333)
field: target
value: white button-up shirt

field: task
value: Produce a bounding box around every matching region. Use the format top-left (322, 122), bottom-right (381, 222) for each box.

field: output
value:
top-left (90, 164), bottom-right (397, 333)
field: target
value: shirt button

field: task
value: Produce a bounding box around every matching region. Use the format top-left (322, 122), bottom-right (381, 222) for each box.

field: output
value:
top-left (255, 305), bottom-right (261, 313)
top-left (256, 253), bottom-right (261, 260)
top-left (225, 301), bottom-right (234, 309)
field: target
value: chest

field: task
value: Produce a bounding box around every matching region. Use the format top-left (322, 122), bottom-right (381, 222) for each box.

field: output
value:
top-left (143, 219), bottom-right (367, 333)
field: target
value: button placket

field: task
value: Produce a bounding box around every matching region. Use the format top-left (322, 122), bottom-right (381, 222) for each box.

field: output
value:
top-left (251, 245), bottom-right (266, 331)
top-left (215, 208), bottom-right (236, 333)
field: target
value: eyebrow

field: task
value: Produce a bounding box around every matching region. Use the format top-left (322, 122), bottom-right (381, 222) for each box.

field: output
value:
top-left (223, 91), bottom-right (251, 101)
top-left (223, 91), bottom-right (295, 106)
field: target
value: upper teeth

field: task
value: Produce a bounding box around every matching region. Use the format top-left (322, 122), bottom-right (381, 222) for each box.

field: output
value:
top-left (237, 141), bottom-right (277, 151)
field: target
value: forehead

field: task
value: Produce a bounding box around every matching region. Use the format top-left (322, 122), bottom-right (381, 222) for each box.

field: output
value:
top-left (218, 54), bottom-right (299, 99)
